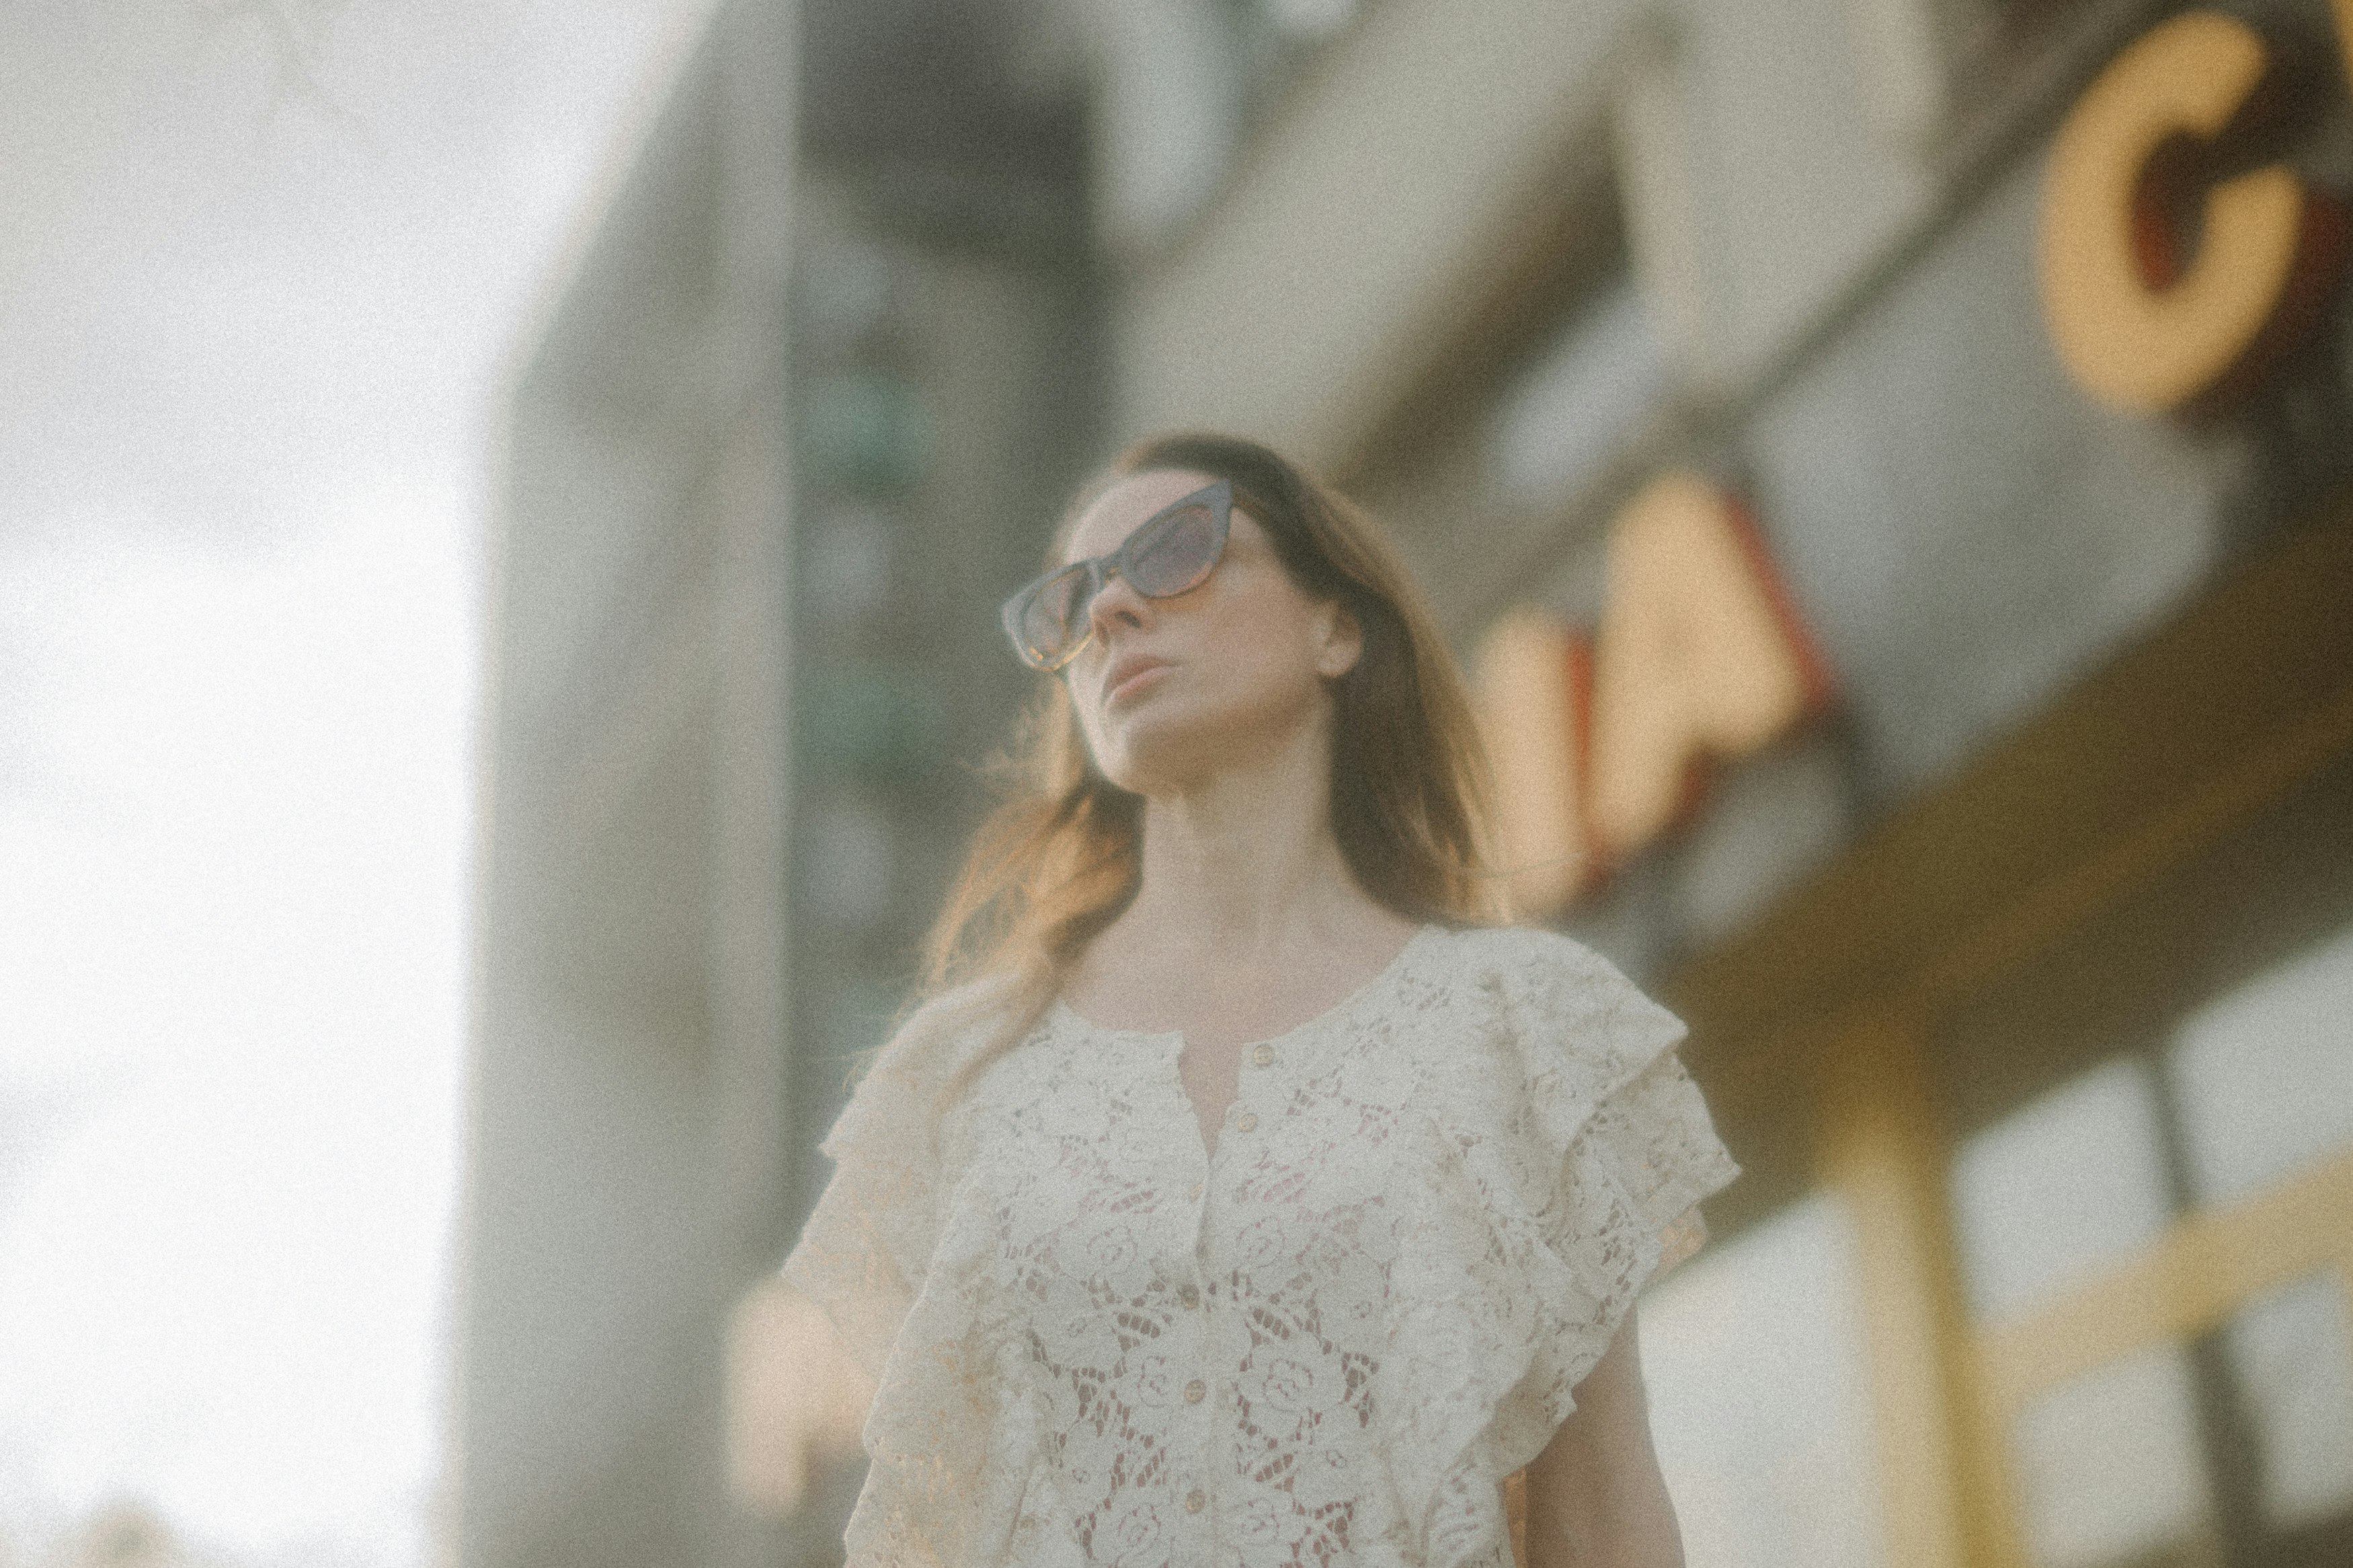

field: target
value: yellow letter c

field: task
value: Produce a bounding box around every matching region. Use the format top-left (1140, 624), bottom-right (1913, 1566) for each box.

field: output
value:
top-left (2038, 11), bottom-right (2315, 413)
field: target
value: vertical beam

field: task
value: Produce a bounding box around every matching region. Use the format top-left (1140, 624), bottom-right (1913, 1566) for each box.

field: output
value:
top-left (1608, 20), bottom-right (1722, 390)
top-left (1843, 0), bottom-right (1949, 148)
top-left (1814, 1008), bottom-right (2012, 1568)
top-left (2338, 1), bottom-right (2353, 98)
top-left (2341, 1255), bottom-right (2353, 1450)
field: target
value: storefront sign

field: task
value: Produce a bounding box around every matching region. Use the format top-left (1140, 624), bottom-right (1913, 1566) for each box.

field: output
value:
top-left (2039, 8), bottom-right (2350, 413)
top-left (1483, 9), bottom-right (2353, 916)
top-left (1475, 474), bottom-right (1833, 916)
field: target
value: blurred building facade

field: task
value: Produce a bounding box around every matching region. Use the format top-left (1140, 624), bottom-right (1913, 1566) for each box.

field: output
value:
top-left (463, 1), bottom-right (2353, 1567)
top-left (458, 0), bottom-right (1097, 1565)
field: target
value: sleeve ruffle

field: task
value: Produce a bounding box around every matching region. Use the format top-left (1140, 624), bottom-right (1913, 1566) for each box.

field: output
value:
top-left (779, 980), bottom-right (1007, 1387)
top-left (1382, 929), bottom-right (1741, 1563)
top-left (781, 979), bottom-right (1044, 1567)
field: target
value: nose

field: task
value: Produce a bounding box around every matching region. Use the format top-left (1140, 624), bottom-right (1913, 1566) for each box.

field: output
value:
top-left (1084, 565), bottom-right (1151, 644)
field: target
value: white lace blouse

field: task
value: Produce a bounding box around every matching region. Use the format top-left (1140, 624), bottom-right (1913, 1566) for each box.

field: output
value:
top-left (782, 922), bottom-right (1740, 1568)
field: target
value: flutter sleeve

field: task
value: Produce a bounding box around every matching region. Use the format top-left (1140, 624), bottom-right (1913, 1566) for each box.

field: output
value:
top-left (1392, 925), bottom-right (1742, 1548)
top-left (780, 984), bottom-right (998, 1386)
top-left (1505, 932), bottom-right (1742, 1308)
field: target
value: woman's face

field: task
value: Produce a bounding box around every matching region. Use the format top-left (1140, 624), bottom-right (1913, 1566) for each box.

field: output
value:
top-left (1058, 468), bottom-right (1361, 794)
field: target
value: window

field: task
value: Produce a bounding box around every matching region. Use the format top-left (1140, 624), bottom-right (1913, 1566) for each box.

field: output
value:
top-left (1950, 1057), bottom-right (2173, 1323)
top-left (1481, 268), bottom-right (1672, 515)
top-left (2222, 1275), bottom-right (2353, 1534)
top-left (1095, 0), bottom-right (1366, 252)
top-left (2166, 923), bottom-right (2353, 1208)
top-left (1642, 1194), bottom-right (1890, 1568)
top-left (2167, 925), bottom-right (2353, 1535)
top-left (2005, 1346), bottom-right (2218, 1568)
top-left (1947, 921), bottom-right (2353, 1568)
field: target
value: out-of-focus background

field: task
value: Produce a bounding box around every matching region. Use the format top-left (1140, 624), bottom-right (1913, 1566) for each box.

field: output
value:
top-left (2, 3), bottom-right (701, 1565)
top-left (6, 1), bottom-right (2353, 1567)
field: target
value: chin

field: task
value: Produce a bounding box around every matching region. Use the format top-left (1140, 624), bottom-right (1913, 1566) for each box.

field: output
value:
top-left (1091, 692), bottom-right (1306, 793)
top-left (1092, 731), bottom-right (1197, 795)
top-left (1086, 697), bottom-right (1224, 790)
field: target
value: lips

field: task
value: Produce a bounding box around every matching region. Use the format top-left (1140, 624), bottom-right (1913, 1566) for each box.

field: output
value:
top-left (1103, 653), bottom-right (1172, 704)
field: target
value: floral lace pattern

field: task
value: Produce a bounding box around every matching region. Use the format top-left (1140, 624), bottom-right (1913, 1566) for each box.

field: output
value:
top-left (783, 924), bottom-right (1741, 1568)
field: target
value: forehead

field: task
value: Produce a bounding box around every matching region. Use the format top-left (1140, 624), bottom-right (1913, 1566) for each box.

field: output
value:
top-left (1061, 468), bottom-right (1220, 564)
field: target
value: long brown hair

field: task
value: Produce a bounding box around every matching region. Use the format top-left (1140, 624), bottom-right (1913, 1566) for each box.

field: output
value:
top-left (922, 431), bottom-right (1503, 1102)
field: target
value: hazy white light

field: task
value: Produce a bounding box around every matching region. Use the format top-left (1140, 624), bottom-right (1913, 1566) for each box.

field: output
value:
top-left (1642, 1193), bottom-right (1888, 1568)
top-left (0, 503), bottom-right (472, 1561)
top-left (0, 2), bottom-right (707, 1561)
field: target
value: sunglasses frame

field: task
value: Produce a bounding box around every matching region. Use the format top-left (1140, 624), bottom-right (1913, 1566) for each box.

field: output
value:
top-left (1000, 478), bottom-right (1234, 672)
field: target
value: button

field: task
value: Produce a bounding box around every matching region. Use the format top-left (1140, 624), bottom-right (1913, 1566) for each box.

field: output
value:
top-left (1235, 1112), bottom-right (1259, 1132)
top-left (1179, 1284), bottom-right (1200, 1308)
top-left (1188, 1181), bottom-right (1204, 1200)
top-left (1185, 1489), bottom-right (1206, 1514)
top-left (1251, 1044), bottom-right (1275, 1067)
top-left (1183, 1378), bottom-right (1207, 1403)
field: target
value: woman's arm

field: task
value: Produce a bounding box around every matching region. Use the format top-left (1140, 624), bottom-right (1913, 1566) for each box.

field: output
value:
top-left (1522, 1305), bottom-right (1685, 1568)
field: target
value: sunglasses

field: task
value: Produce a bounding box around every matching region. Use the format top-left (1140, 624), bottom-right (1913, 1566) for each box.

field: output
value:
top-left (1000, 479), bottom-right (1234, 671)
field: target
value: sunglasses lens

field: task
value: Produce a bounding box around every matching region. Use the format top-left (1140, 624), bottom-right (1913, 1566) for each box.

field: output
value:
top-left (1014, 564), bottom-right (1095, 667)
top-left (1124, 502), bottom-right (1222, 597)
top-left (1002, 489), bottom-right (1228, 669)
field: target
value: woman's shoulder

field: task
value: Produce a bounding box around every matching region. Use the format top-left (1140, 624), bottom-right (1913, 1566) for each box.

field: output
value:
top-left (1404, 922), bottom-right (1688, 1091)
top-left (868, 973), bottom-right (1024, 1081)
top-left (823, 973), bottom-right (1023, 1153)
top-left (1414, 921), bottom-right (1652, 1006)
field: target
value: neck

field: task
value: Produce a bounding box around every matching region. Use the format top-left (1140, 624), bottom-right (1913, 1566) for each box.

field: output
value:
top-left (1119, 707), bottom-right (1370, 957)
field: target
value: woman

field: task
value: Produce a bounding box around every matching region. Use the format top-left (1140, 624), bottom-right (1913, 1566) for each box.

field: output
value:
top-left (783, 433), bottom-right (1739, 1568)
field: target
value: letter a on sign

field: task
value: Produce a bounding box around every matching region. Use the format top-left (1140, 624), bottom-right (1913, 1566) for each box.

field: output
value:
top-left (1588, 474), bottom-right (1830, 856)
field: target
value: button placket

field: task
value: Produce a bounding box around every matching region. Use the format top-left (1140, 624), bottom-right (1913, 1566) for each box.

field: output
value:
top-left (1231, 1040), bottom-right (1274, 1136)
top-left (1178, 1094), bottom-right (1215, 1539)
top-left (1180, 1034), bottom-right (1267, 1545)
top-left (1187, 1087), bottom-right (1223, 1551)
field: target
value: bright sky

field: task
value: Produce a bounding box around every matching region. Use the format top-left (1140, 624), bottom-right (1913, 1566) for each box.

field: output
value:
top-left (0, 3), bottom-right (705, 1563)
